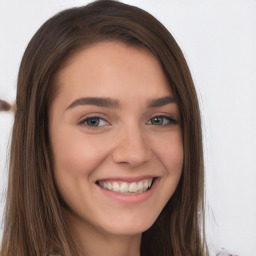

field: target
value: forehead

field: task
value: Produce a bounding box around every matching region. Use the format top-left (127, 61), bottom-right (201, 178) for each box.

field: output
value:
top-left (54, 41), bottom-right (172, 105)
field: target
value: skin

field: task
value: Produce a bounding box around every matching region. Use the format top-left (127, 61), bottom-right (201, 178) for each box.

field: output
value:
top-left (49, 41), bottom-right (183, 256)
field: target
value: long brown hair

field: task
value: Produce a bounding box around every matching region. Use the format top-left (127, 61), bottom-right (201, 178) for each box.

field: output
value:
top-left (0, 1), bottom-right (208, 255)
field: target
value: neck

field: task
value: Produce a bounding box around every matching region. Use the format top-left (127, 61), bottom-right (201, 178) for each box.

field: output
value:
top-left (66, 211), bottom-right (141, 256)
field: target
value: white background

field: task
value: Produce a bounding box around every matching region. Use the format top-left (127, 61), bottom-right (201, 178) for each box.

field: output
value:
top-left (0, 0), bottom-right (255, 255)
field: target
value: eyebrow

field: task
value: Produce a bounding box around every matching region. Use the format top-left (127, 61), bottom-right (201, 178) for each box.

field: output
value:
top-left (66, 97), bottom-right (121, 110)
top-left (147, 96), bottom-right (177, 108)
top-left (65, 96), bottom-right (177, 110)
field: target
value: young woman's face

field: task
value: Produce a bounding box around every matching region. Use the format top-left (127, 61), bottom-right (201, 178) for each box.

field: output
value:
top-left (49, 41), bottom-right (183, 237)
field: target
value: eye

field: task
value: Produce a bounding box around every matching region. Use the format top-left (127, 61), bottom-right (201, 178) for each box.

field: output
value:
top-left (80, 116), bottom-right (109, 127)
top-left (146, 115), bottom-right (177, 126)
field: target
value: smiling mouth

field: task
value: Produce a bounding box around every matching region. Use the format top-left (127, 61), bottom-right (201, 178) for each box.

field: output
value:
top-left (96, 178), bottom-right (155, 194)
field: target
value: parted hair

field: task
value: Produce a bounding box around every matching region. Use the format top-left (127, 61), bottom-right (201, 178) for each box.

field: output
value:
top-left (0, 1), bottom-right (208, 255)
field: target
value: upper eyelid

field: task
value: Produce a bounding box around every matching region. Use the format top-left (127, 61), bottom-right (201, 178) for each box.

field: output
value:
top-left (147, 113), bottom-right (177, 120)
top-left (78, 113), bottom-right (109, 123)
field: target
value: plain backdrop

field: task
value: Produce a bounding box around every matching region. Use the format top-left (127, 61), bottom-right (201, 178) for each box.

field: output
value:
top-left (0, 0), bottom-right (255, 255)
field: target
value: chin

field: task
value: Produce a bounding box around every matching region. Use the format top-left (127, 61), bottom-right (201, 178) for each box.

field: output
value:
top-left (99, 214), bottom-right (158, 236)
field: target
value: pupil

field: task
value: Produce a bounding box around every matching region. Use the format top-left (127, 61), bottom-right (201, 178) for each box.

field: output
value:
top-left (153, 117), bottom-right (163, 125)
top-left (88, 117), bottom-right (99, 126)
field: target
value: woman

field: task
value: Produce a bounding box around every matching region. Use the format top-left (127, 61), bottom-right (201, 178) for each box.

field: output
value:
top-left (0, 1), bottom-right (208, 255)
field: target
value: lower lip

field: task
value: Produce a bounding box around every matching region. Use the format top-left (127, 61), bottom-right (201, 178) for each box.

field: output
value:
top-left (96, 178), bottom-right (159, 204)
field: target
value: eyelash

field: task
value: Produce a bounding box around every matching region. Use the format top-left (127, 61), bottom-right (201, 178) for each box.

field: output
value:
top-left (146, 115), bottom-right (177, 126)
top-left (79, 115), bottom-right (177, 128)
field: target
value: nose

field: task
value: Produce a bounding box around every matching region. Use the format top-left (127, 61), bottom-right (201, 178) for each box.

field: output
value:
top-left (112, 125), bottom-right (152, 167)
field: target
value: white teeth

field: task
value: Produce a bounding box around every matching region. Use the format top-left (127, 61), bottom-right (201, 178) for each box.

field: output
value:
top-left (120, 182), bottom-right (129, 193)
top-left (148, 179), bottom-right (153, 187)
top-left (112, 182), bottom-right (120, 192)
top-left (107, 182), bottom-right (112, 191)
top-left (128, 182), bottom-right (137, 193)
top-left (102, 182), bottom-right (107, 189)
top-left (98, 178), bottom-right (153, 194)
top-left (137, 181), bottom-right (143, 192)
top-left (144, 179), bottom-right (149, 189)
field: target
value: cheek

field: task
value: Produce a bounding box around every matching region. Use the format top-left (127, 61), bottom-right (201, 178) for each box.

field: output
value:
top-left (50, 127), bottom-right (110, 180)
top-left (155, 133), bottom-right (183, 208)
top-left (154, 132), bottom-right (183, 174)
top-left (153, 131), bottom-right (183, 203)
top-left (165, 141), bottom-right (183, 173)
top-left (50, 127), bottom-right (113, 212)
